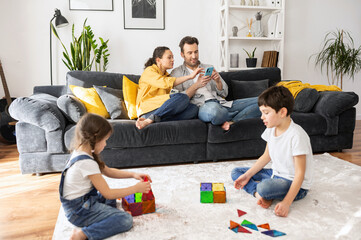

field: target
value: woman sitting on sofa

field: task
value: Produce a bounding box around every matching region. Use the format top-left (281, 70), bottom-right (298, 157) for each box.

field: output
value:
top-left (135, 46), bottom-right (203, 129)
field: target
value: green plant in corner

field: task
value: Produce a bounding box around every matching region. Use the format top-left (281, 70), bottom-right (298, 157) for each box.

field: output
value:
top-left (310, 29), bottom-right (361, 89)
top-left (243, 47), bottom-right (257, 58)
top-left (51, 19), bottom-right (110, 72)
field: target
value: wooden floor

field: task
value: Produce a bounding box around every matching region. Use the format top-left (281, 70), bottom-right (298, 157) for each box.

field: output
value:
top-left (0, 121), bottom-right (360, 239)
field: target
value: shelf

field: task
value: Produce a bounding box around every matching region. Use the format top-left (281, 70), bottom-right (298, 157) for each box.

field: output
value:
top-left (229, 37), bottom-right (282, 41)
top-left (229, 5), bottom-right (282, 11)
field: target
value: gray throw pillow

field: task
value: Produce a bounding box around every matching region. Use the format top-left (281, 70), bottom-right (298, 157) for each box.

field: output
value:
top-left (231, 79), bottom-right (269, 99)
top-left (93, 85), bottom-right (129, 119)
top-left (294, 88), bottom-right (319, 113)
top-left (57, 94), bottom-right (87, 123)
top-left (313, 91), bottom-right (359, 117)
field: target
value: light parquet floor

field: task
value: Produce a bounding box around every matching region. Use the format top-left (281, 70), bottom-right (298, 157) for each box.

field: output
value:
top-left (0, 121), bottom-right (360, 239)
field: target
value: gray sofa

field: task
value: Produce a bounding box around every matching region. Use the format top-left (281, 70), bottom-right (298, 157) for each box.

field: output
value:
top-left (9, 68), bottom-right (359, 174)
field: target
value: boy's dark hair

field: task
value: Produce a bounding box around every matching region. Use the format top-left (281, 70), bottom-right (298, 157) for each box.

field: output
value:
top-left (258, 85), bottom-right (294, 116)
top-left (179, 36), bottom-right (199, 53)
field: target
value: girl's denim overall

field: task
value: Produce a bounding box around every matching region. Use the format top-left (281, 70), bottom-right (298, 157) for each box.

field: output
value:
top-left (59, 155), bottom-right (133, 240)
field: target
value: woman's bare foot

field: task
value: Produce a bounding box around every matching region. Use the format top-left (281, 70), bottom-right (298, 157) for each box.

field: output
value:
top-left (136, 118), bottom-right (154, 129)
top-left (255, 192), bottom-right (273, 209)
top-left (221, 121), bottom-right (234, 131)
top-left (70, 228), bottom-right (87, 240)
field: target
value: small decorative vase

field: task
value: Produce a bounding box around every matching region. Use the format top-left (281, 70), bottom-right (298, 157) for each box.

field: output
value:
top-left (248, 0), bottom-right (254, 6)
top-left (247, 29), bottom-right (252, 37)
top-left (246, 58), bottom-right (257, 68)
top-left (254, 12), bottom-right (263, 37)
top-left (230, 53), bottom-right (239, 68)
top-left (240, 0), bottom-right (246, 5)
top-left (232, 26), bottom-right (238, 37)
top-left (254, 0), bottom-right (259, 6)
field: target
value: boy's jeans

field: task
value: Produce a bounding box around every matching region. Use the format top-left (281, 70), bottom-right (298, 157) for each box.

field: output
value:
top-left (143, 93), bottom-right (198, 122)
top-left (198, 97), bottom-right (261, 125)
top-left (231, 167), bottom-right (308, 201)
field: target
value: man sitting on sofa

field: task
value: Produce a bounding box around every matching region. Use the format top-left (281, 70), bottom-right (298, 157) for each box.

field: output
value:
top-left (171, 36), bottom-right (261, 130)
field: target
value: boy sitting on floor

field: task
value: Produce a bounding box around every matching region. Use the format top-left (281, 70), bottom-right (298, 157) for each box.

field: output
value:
top-left (231, 86), bottom-right (313, 217)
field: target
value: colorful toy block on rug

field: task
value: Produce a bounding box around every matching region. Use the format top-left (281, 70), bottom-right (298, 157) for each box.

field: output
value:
top-left (261, 230), bottom-right (286, 237)
top-left (200, 182), bottom-right (226, 203)
top-left (121, 177), bottom-right (155, 216)
top-left (237, 209), bottom-right (247, 217)
top-left (241, 219), bottom-right (259, 231)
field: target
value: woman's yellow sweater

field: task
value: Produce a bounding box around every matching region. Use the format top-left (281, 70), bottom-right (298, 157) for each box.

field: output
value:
top-left (136, 64), bottom-right (176, 117)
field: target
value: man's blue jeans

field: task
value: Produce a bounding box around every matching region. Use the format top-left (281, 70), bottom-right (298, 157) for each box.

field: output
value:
top-left (142, 93), bottom-right (198, 122)
top-left (231, 167), bottom-right (308, 201)
top-left (198, 97), bottom-right (260, 125)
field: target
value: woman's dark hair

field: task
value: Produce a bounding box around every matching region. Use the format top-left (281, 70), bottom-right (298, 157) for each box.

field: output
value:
top-left (144, 46), bottom-right (170, 69)
top-left (71, 113), bottom-right (113, 170)
top-left (258, 85), bottom-right (294, 116)
top-left (179, 36), bottom-right (199, 53)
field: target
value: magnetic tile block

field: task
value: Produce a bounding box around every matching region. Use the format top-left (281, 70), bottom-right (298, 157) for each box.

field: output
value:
top-left (200, 191), bottom-right (213, 203)
top-left (124, 194), bottom-right (135, 204)
top-left (262, 230), bottom-right (285, 237)
top-left (230, 220), bottom-right (240, 229)
top-left (238, 226), bottom-right (252, 234)
top-left (241, 219), bottom-right (258, 231)
top-left (200, 183), bottom-right (212, 191)
top-left (229, 227), bottom-right (238, 233)
top-left (258, 223), bottom-right (270, 230)
top-left (135, 192), bottom-right (143, 203)
top-left (142, 199), bottom-right (156, 214)
top-left (142, 189), bottom-right (154, 201)
top-left (237, 209), bottom-right (247, 217)
top-left (213, 190), bottom-right (226, 203)
top-left (212, 183), bottom-right (224, 191)
top-left (129, 202), bottom-right (143, 216)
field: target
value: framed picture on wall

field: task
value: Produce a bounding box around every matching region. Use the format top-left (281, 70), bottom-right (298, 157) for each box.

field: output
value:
top-left (69, 0), bottom-right (114, 11)
top-left (123, 0), bottom-right (165, 30)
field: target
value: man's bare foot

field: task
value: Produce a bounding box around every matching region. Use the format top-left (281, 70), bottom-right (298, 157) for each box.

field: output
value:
top-left (221, 121), bottom-right (234, 131)
top-left (255, 192), bottom-right (273, 209)
top-left (70, 228), bottom-right (87, 240)
top-left (136, 118), bottom-right (153, 129)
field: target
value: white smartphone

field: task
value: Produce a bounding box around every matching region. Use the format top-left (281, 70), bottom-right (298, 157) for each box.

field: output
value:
top-left (204, 67), bottom-right (214, 76)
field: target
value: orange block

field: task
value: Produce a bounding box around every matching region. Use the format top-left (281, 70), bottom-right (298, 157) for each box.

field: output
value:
top-left (257, 223), bottom-right (271, 230)
top-left (230, 220), bottom-right (240, 229)
top-left (142, 199), bottom-right (156, 214)
top-left (213, 191), bottom-right (226, 203)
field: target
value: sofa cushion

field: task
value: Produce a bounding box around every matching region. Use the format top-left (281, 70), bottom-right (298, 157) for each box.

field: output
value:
top-left (94, 85), bottom-right (129, 120)
top-left (69, 85), bottom-right (110, 118)
top-left (294, 88), bottom-right (319, 113)
top-left (9, 93), bottom-right (65, 132)
top-left (123, 76), bottom-right (138, 119)
top-left (313, 91), bottom-right (359, 117)
top-left (57, 94), bottom-right (86, 123)
top-left (231, 79), bottom-right (268, 99)
top-left (64, 119), bottom-right (207, 149)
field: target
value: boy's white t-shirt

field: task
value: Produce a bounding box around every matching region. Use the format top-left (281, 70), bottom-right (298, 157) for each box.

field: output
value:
top-left (261, 120), bottom-right (313, 189)
top-left (62, 150), bottom-right (101, 200)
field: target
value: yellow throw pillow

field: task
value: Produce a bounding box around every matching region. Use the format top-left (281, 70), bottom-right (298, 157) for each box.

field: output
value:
top-left (122, 76), bottom-right (138, 119)
top-left (69, 85), bottom-right (110, 119)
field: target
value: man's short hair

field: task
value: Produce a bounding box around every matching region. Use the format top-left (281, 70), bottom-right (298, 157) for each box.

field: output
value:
top-left (258, 85), bottom-right (294, 116)
top-left (179, 36), bottom-right (199, 53)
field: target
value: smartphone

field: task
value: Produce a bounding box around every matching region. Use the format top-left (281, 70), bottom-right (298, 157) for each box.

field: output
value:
top-left (204, 66), bottom-right (214, 76)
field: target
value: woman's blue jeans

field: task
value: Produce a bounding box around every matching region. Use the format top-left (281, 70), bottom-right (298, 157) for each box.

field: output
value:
top-left (198, 97), bottom-right (261, 125)
top-left (231, 167), bottom-right (308, 201)
top-left (142, 93), bottom-right (198, 122)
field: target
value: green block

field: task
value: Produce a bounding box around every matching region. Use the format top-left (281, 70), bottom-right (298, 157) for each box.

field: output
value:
top-left (200, 191), bottom-right (213, 203)
top-left (135, 192), bottom-right (143, 203)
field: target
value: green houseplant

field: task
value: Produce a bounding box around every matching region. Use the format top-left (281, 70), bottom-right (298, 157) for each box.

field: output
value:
top-left (51, 19), bottom-right (110, 72)
top-left (243, 47), bottom-right (257, 68)
top-left (310, 29), bottom-right (361, 89)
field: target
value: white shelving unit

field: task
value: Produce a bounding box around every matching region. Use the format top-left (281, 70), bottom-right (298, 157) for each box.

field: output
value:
top-left (219, 0), bottom-right (285, 73)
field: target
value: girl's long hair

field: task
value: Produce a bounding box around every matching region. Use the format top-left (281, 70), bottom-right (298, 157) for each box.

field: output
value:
top-left (70, 113), bottom-right (113, 170)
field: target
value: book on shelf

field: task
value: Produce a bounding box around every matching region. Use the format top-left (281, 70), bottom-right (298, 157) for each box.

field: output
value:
top-left (261, 51), bottom-right (279, 67)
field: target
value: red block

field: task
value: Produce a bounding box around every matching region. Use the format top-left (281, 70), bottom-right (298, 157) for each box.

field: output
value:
top-left (122, 198), bottom-right (143, 216)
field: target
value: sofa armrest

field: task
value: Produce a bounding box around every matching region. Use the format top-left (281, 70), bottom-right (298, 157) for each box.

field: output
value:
top-left (9, 93), bottom-right (66, 132)
top-left (312, 91), bottom-right (358, 135)
top-left (34, 85), bottom-right (67, 98)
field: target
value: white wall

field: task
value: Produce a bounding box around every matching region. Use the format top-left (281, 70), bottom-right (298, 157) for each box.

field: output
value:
top-left (1, 0), bottom-right (360, 118)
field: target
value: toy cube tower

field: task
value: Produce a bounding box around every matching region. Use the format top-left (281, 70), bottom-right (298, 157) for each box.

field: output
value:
top-left (121, 177), bottom-right (155, 216)
top-left (200, 182), bottom-right (226, 203)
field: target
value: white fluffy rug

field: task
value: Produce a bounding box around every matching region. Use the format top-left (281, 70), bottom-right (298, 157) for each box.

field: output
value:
top-left (53, 153), bottom-right (361, 240)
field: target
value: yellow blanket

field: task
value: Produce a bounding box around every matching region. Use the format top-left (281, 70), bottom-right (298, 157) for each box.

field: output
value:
top-left (277, 81), bottom-right (341, 98)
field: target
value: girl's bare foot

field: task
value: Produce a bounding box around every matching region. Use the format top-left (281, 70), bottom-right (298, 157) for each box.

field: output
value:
top-left (221, 121), bottom-right (234, 131)
top-left (70, 228), bottom-right (87, 240)
top-left (255, 192), bottom-right (273, 209)
top-left (136, 118), bottom-right (153, 129)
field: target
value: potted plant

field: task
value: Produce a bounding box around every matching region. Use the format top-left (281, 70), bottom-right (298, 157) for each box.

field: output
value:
top-left (243, 47), bottom-right (257, 68)
top-left (310, 29), bottom-right (361, 89)
top-left (51, 19), bottom-right (110, 72)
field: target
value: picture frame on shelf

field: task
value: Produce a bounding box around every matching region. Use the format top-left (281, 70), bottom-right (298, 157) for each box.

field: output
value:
top-left (69, 0), bottom-right (113, 11)
top-left (123, 0), bottom-right (165, 30)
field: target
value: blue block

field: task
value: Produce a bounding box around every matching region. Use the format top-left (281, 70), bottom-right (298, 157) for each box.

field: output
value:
top-left (201, 183), bottom-right (212, 191)
top-left (124, 194), bottom-right (135, 203)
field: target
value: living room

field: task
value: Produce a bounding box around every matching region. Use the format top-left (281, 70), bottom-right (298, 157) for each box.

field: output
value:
top-left (1, 0), bottom-right (361, 239)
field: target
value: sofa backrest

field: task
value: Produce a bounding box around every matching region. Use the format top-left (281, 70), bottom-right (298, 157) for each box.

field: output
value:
top-left (66, 71), bottom-right (140, 94)
top-left (220, 67), bottom-right (281, 101)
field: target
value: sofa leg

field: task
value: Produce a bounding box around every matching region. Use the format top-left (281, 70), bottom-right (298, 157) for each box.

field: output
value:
top-left (338, 149), bottom-right (343, 152)
top-left (34, 173), bottom-right (43, 176)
